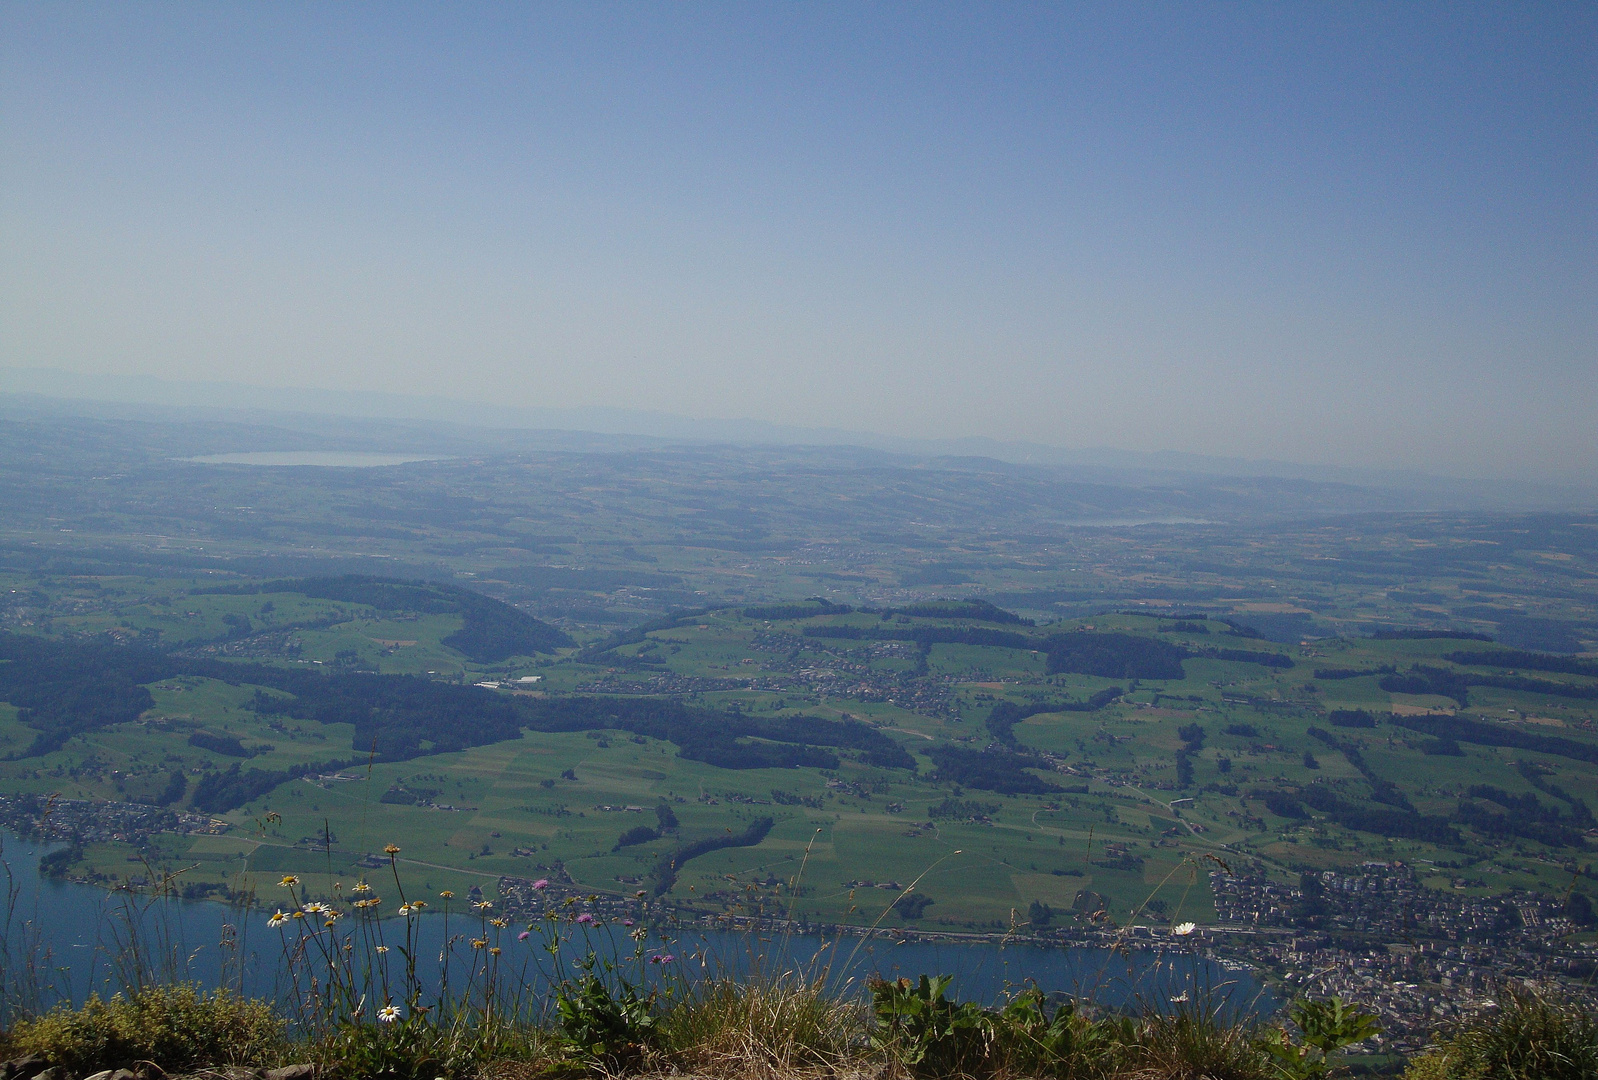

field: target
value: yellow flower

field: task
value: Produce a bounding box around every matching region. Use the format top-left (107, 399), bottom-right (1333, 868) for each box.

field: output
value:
top-left (352, 881), bottom-right (372, 894)
top-left (439, 890), bottom-right (454, 899)
top-left (489, 946), bottom-right (501, 956)
top-left (490, 917), bottom-right (507, 928)
top-left (268, 910), bottom-right (288, 928)
top-left (375, 945), bottom-right (390, 954)
top-left (471, 938), bottom-right (487, 950)
top-left (384, 844), bottom-right (401, 855)
top-left (279, 875), bottom-right (299, 888)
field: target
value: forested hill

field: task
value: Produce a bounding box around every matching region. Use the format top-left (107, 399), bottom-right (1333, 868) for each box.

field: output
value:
top-left (0, 630), bottom-right (912, 810)
top-left (198, 575), bottom-right (573, 661)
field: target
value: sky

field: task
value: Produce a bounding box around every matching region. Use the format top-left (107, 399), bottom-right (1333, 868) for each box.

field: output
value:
top-left (1, 3), bottom-right (1594, 480)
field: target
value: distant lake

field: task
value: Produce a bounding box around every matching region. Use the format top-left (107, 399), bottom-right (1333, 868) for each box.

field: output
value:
top-left (0, 831), bottom-right (1275, 1018)
top-left (179, 452), bottom-right (448, 467)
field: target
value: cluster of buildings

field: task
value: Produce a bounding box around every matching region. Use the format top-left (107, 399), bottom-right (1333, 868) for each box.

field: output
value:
top-left (1211, 864), bottom-right (1531, 939)
top-left (0, 792), bottom-right (228, 846)
top-left (1195, 863), bottom-right (1597, 1047)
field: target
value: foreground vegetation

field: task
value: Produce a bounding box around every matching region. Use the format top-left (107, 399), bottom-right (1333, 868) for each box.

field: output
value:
top-left (2, 976), bottom-right (1592, 1080)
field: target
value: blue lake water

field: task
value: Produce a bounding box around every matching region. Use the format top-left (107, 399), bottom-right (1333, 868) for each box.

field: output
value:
top-left (1, 831), bottom-right (1275, 1019)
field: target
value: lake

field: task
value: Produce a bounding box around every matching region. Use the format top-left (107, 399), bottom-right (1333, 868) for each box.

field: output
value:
top-left (1, 831), bottom-right (1275, 1018)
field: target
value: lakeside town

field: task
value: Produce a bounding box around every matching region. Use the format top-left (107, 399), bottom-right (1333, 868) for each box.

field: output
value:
top-left (6, 791), bottom-right (1595, 1042)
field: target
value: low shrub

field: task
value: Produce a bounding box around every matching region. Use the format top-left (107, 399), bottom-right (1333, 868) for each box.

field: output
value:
top-left (1403, 991), bottom-right (1598, 1080)
top-left (309, 1014), bottom-right (558, 1080)
top-left (7, 984), bottom-right (283, 1074)
top-left (869, 975), bottom-right (1134, 1079)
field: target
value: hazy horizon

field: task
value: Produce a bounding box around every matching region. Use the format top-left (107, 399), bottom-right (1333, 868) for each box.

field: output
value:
top-left (3, 4), bottom-right (1594, 480)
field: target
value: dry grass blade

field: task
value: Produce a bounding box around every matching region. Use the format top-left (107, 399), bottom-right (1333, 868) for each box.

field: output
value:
top-left (662, 975), bottom-right (863, 1080)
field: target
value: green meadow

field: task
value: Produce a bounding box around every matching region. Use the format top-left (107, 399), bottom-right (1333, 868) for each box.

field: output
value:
top-left (2, 574), bottom-right (1596, 930)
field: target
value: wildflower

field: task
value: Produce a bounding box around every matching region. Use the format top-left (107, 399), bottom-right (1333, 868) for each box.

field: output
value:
top-left (279, 875), bottom-right (299, 888)
top-left (634, 890), bottom-right (646, 899)
top-left (575, 913), bottom-right (594, 925)
top-left (622, 920), bottom-right (634, 927)
top-left (411, 900), bottom-right (427, 909)
top-left (378, 1004), bottom-right (401, 1023)
top-left (291, 911), bottom-right (305, 920)
top-left (384, 844), bottom-right (401, 855)
top-left (439, 890), bottom-right (454, 899)
top-left (471, 938), bottom-right (487, 950)
top-left (352, 881), bottom-right (372, 894)
top-left (531, 879), bottom-right (549, 891)
top-left (1169, 991), bottom-right (1190, 1004)
top-left (399, 903), bottom-right (414, 917)
top-left (375, 945), bottom-right (390, 953)
top-left (517, 930), bottom-right (530, 941)
top-left (490, 917), bottom-right (507, 928)
top-left (268, 910), bottom-right (288, 928)
top-left (472, 900), bottom-right (492, 911)
top-left (630, 928), bottom-right (646, 941)
top-left (490, 946), bottom-right (502, 956)
top-left (1172, 922), bottom-right (1197, 936)
top-left (324, 919), bottom-right (337, 929)
top-left (660, 954), bottom-right (675, 963)
top-left (304, 902), bottom-right (331, 915)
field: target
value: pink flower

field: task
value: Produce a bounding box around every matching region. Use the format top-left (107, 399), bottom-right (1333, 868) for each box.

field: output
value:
top-left (532, 879), bottom-right (549, 890)
top-left (575, 913), bottom-right (594, 924)
top-left (660, 954), bottom-right (675, 963)
top-left (518, 930), bottom-right (531, 941)
top-left (622, 920), bottom-right (634, 927)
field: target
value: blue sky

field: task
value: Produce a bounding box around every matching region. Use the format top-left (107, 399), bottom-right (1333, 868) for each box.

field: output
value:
top-left (1, 3), bottom-right (1593, 478)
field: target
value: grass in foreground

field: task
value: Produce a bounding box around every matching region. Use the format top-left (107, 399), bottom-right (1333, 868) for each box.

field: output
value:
top-left (3, 979), bottom-right (1595, 1080)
